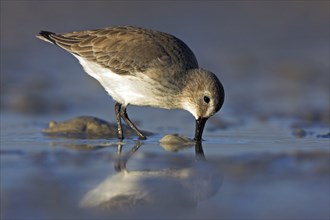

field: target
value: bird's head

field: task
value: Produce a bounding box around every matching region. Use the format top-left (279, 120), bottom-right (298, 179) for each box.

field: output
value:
top-left (181, 69), bottom-right (225, 141)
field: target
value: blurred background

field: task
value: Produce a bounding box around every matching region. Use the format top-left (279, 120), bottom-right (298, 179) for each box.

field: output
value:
top-left (1, 1), bottom-right (329, 124)
top-left (1, 2), bottom-right (329, 219)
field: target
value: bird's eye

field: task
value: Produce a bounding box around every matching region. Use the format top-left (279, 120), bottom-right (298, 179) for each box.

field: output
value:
top-left (203, 96), bottom-right (210, 104)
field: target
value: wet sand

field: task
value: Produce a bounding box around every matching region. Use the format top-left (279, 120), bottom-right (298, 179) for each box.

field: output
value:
top-left (1, 113), bottom-right (329, 219)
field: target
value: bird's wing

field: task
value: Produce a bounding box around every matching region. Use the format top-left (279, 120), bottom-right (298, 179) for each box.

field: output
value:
top-left (37, 26), bottom-right (198, 76)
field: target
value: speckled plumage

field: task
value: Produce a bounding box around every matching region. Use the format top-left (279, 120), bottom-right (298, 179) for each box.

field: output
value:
top-left (39, 26), bottom-right (198, 76)
top-left (37, 26), bottom-right (225, 141)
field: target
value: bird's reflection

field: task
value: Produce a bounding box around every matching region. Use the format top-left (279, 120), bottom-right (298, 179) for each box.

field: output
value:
top-left (80, 141), bottom-right (222, 213)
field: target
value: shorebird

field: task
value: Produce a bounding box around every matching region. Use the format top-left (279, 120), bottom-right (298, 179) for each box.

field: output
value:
top-left (37, 26), bottom-right (224, 141)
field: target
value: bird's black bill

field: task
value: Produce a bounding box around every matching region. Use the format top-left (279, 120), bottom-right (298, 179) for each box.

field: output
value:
top-left (194, 117), bottom-right (208, 142)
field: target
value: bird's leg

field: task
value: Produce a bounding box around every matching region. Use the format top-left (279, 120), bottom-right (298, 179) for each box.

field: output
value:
top-left (115, 102), bottom-right (124, 140)
top-left (120, 105), bottom-right (147, 140)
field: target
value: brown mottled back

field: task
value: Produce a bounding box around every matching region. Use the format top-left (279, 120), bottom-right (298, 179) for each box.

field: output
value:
top-left (40, 26), bottom-right (199, 76)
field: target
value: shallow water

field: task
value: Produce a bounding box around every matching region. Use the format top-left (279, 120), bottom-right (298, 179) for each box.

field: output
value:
top-left (1, 113), bottom-right (329, 219)
top-left (1, 1), bottom-right (329, 219)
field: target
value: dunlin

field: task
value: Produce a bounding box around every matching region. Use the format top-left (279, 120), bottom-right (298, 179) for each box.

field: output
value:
top-left (37, 26), bottom-right (224, 141)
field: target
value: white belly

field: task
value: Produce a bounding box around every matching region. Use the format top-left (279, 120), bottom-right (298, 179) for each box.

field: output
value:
top-left (74, 55), bottom-right (160, 107)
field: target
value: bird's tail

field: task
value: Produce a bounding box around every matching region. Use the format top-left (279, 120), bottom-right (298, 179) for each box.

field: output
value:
top-left (36, 31), bottom-right (57, 44)
top-left (36, 30), bottom-right (82, 53)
